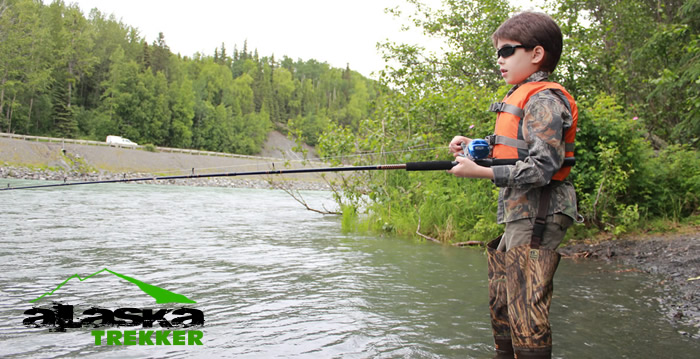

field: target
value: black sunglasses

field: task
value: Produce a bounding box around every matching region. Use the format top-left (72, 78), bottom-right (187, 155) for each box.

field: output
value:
top-left (497, 45), bottom-right (531, 59)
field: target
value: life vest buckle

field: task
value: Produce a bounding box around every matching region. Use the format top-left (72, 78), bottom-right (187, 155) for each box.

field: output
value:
top-left (489, 102), bottom-right (525, 118)
top-left (489, 102), bottom-right (506, 113)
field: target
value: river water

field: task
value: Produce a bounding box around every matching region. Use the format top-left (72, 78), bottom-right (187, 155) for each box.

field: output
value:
top-left (0, 179), bottom-right (697, 358)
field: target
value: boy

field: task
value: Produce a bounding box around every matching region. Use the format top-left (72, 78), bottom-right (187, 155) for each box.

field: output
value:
top-left (447, 11), bottom-right (578, 359)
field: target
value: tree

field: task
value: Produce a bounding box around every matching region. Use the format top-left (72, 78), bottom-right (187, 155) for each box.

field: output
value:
top-left (550, 0), bottom-right (699, 146)
top-left (166, 60), bottom-right (195, 148)
top-left (83, 9), bottom-right (140, 110)
top-left (0, 0), bottom-right (48, 133)
top-left (379, 0), bottom-right (512, 91)
top-left (318, 0), bottom-right (698, 239)
top-left (150, 32), bottom-right (172, 77)
top-left (46, 1), bottom-right (97, 137)
top-left (272, 66), bottom-right (295, 120)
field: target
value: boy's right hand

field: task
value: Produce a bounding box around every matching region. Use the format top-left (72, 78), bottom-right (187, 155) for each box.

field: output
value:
top-left (448, 136), bottom-right (472, 157)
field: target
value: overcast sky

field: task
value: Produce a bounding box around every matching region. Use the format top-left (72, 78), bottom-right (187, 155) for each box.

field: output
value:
top-left (66, 0), bottom-right (543, 78)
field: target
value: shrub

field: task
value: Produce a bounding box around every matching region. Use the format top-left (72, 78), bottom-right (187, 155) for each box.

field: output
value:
top-left (142, 144), bottom-right (158, 152)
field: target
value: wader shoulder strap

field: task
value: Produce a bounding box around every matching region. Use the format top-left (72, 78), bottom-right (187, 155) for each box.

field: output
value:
top-left (531, 184), bottom-right (554, 249)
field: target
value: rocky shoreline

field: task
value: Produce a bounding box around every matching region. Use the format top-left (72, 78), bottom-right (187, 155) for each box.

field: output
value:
top-left (559, 232), bottom-right (700, 338)
top-left (0, 164), bottom-right (333, 191)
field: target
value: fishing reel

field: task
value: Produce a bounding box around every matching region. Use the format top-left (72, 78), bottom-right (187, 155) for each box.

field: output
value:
top-left (461, 139), bottom-right (490, 160)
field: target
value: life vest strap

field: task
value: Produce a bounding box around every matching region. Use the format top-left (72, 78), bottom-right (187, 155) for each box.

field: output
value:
top-left (489, 102), bottom-right (525, 118)
top-left (486, 135), bottom-right (529, 150)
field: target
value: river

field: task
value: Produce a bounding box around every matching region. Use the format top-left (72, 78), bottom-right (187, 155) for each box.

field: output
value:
top-left (0, 179), bottom-right (697, 358)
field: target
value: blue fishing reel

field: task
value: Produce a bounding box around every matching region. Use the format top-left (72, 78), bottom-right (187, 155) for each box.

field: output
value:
top-left (465, 139), bottom-right (490, 160)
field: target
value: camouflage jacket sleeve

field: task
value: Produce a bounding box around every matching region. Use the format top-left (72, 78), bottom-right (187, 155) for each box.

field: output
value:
top-left (491, 74), bottom-right (577, 223)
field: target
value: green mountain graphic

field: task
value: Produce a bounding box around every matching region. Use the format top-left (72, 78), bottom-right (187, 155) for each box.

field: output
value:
top-left (31, 268), bottom-right (196, 304)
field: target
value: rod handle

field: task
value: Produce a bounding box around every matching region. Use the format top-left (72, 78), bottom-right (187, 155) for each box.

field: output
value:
top-left (405, 161), bottom-right (456, 171)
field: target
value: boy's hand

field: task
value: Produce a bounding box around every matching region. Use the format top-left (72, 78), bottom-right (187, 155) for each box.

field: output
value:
top-left (449, 136), bottom-right (472, 157)
top-left (447, 156), bottom-right (495, 179)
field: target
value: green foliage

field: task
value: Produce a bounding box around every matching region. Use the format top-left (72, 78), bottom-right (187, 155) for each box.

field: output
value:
top-left (318, 79), bottom-right (507, 241)
top-left (549, 0), bottom-right (700, 147)
top-left (0, 0), bottom-right (379, 156)
top-left (143, 143), bottom-right (158, 152)
top-left (380, 0), bottom-right (513, 90)
top-left (321, 0), bottom-right (698, 241)
top-left (365, 172), bottom-right (502, 242)
top-left (288, 114), bottom-right (329, 146)
top-left (569, 94), bottom-right (647, 232)
top-left (641, 145), bottom-right (700, 220)
top-left (317, 0), bottom-right (518, 241)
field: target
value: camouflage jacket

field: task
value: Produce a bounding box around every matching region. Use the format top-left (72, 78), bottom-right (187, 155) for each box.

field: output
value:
top-left (491, 71), bottom-right (578, 223)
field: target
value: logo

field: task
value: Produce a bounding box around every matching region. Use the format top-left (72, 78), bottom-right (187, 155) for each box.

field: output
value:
top-left (23, 268), bottom-right (204, 346)
top-left (30, 268), bottom-right (196, 304)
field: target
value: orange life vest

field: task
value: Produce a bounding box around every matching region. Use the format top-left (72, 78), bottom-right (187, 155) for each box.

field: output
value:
top-left (488, 82), bottom-right (578, 181)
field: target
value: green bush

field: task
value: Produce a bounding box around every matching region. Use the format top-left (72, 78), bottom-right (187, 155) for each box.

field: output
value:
top-left (569, 94), bottom-right (698, 234)
top-left (142, 144), bottom-right (158, 152)
top-left (323, 88), bottom-right (698, 242)
top-left (640, 144), bottom-right (700, 220)
top-left (318, 83), bottom-right (505, 243)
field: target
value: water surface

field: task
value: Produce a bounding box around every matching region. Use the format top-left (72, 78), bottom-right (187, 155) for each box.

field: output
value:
top-left (0, 179), bottom-right (697, 358)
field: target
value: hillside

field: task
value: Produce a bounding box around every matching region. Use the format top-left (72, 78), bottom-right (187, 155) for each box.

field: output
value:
top-left (0, 131), bottom-right (331, 190)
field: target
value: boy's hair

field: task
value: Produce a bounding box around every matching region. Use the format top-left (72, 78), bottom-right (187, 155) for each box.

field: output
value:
top-left (492, 11), bottom-right (563, 73)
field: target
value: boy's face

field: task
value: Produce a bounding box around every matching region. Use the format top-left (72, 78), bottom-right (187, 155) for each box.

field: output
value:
top-left (496, 39), bottom-right (543, 85)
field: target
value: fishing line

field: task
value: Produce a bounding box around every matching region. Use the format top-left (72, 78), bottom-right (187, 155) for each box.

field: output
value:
top-left (1, 158), bottom-right (575, 192)
top-left (88, 145), bottom-right (446, 177)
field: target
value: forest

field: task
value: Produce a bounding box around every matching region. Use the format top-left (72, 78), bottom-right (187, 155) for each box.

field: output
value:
top-left (0, 0), bottom-right (379, 154)
top-left (1, 0), bottom-right (698, 240)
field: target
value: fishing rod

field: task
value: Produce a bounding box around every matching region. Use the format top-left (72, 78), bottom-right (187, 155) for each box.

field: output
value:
top-left (1, 158), bottom-right (575, 191)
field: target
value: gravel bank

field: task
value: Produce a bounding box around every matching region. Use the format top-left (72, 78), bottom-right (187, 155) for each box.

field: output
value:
top-left (559, 232), bottom-right (700, 338)
top-left (0, 134), bottom-right (333, 191)
top-left (0, 165), bottom-right (332, 191)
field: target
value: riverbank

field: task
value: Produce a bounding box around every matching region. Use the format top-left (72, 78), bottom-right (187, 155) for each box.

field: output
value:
top-left (0, 134), bottom-right (333, 191)
top-left (559, 230), bottom-right (700, 337)
top-left (0, 164), bottom-right (333, 191)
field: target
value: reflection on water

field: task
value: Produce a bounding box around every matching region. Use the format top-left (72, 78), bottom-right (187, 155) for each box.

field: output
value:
top-left (0, 179), bottom-right (697, 358)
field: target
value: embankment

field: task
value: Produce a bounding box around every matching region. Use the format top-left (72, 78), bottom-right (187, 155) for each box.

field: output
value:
top-left (0, 133), bottom-right (332, 190)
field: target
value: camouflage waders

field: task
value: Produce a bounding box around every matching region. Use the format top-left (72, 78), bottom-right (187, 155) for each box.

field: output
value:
top-left (487, 236), bottom-right (515, 358)
top-left (505, 242), bottom-right (560, 358)
top-left (487, 185), bottom-right (563, 359)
